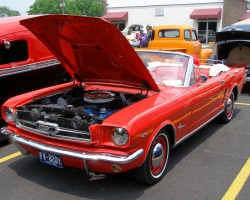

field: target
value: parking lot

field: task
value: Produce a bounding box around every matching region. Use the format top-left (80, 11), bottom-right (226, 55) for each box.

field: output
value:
top-left (0, 87), bottom-right (250, 200)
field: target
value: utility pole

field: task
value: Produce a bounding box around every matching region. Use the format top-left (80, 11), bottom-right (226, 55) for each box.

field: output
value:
top-left (60, 0), bottom-right (65, 14)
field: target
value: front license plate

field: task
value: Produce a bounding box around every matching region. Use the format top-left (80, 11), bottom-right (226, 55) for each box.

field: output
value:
top-left (39, 150), bottom-right (63, 168)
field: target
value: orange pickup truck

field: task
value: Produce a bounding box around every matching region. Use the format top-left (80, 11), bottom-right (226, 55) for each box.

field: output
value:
top-left (145, 25), bottom-right (214, 62)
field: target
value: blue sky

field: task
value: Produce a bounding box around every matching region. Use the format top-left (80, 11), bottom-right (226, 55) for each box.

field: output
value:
top-left (0, 0), bottom-right (35, 15)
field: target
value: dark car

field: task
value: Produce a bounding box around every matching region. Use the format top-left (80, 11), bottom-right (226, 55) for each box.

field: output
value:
top-left (198, 30), bottom-right (216, 43)
top-left (215, 24), bottom-right (250, 85)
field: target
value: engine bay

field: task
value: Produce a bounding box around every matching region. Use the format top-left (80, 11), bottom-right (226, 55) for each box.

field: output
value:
top-left (15, 85), bottom-right (147, 140)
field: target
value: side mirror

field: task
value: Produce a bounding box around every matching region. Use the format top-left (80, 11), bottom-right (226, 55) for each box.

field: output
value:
top-left (198, 74), bottom-right (207, 83)
top-left (3, 39), bottom-right (11, 49)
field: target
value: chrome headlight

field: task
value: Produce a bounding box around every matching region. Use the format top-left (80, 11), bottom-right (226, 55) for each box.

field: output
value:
top-left (4, 107), bottom-right (14, 122)
top-left (111, 127), bottom-right (129, 146)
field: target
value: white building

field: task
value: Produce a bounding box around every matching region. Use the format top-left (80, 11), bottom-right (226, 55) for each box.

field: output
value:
top-left (103, 0), bottom-right (249, 43)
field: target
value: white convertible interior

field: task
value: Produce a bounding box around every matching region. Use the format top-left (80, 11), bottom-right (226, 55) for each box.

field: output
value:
top-left (196, 64), bottom-right (230, 77)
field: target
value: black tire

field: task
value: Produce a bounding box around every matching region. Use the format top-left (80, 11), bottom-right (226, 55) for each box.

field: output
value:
top-left (133, 132), bottom-right (170, 185)
top-left (218, 91), bottom-right (234, 123)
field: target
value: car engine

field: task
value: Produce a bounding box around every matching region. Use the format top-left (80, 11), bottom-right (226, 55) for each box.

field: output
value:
top-left (14, 85), bottom-right (146, 141)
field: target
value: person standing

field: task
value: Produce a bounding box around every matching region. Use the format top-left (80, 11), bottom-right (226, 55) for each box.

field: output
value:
top-left (138, 30), bottom-right (147, 47)
top-left (146, 25), bottom-right (152, 47)
top-left (126, 30), bottom-right (137, 47)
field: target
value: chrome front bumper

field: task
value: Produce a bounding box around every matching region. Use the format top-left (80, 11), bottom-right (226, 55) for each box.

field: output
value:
top-left (3, 127), bottom-right (143, 164)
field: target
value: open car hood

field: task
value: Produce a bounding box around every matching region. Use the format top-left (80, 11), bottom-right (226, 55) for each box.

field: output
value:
top-left (20, 15), bottom-right (159, 91)
top-left (216, 24), bottom-right (250, 43)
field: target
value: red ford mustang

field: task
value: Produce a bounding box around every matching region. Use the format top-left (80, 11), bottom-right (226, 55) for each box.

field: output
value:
top-left (0, 15), bottom-right (245, 185)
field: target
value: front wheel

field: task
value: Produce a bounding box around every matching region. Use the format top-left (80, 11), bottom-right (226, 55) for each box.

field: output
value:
top-left (133, 132), bottom-right (170, 185)
top-left (218, 91), bottom-right (234, 123)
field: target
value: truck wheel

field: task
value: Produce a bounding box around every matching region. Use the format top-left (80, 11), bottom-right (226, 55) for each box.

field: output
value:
top-left (133, 132), bottom-right (170, 185)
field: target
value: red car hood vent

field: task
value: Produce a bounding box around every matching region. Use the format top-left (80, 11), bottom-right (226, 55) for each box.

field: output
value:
top-left (20, 15), bottom-right (159, 91)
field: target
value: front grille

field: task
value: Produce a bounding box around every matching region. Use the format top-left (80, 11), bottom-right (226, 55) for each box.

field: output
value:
top-left (0, 59), bottom-right (60, 77)
top-left (15, 110), bottom-right (91, 142)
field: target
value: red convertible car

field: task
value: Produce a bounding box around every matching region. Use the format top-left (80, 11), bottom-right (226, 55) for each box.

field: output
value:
top-left (1, 15), bottom-right (245, 185)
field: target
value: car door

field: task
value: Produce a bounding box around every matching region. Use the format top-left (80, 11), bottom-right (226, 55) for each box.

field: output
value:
top-left (189, 71), bottom-right (225, 132)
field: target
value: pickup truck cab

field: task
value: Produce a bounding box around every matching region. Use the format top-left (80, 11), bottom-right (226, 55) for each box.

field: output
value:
top-left (0, 16), bottom-right (70, 135)
top-left (146, 25), bottom-right (213, 62)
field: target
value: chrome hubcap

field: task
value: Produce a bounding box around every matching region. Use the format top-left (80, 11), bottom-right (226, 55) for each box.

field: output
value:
top-left (226, 97), bottom-right (233, 115)
top-left (152, 143), bottom-right (164, 168)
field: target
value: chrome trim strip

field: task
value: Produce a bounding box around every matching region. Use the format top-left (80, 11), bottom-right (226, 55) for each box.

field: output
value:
top-left (10, 134), bottom-right (144, 164)
top-left (175, 109), bottom-right (224, 146)
top-left (0, 59), bottom-right (60, 77)
top-left (56, 127), bottom-right (90, 135)
top-left (15, 124), bottom-right (91, 142)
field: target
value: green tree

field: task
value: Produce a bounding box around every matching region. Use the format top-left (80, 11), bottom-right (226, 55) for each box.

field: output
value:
top-left (28, 0), bottom-right (105, 17)
top-left (0, 6), bottom-right (20, 17)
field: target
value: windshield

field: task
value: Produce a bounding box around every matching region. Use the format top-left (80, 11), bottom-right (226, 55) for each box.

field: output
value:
top-left (136, 51), bottom-right (190, 87)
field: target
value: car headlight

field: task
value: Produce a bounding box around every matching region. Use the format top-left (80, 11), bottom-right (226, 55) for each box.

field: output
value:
top-left (111, 127), bottom-right (129, 146)
top-left (4, 107), bottom-right (14, 122)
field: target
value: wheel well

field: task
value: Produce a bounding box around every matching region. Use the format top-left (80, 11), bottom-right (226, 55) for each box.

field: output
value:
top-left (232, 86), bottom-right (238, 101)
top-left (159, 125), bottom-right (176, 148)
